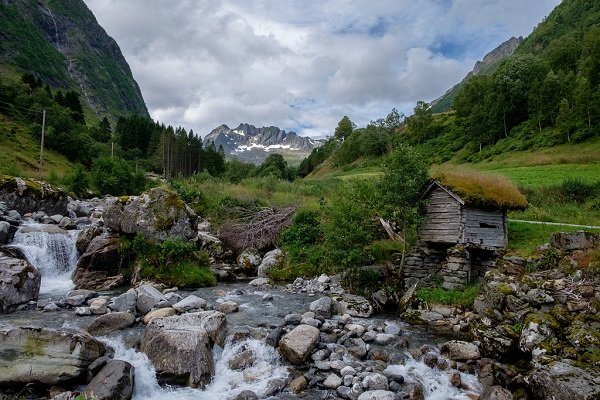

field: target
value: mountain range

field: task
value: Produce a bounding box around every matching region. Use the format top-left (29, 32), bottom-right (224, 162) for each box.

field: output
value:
top-left (204, 123), bottom-right (322, 164)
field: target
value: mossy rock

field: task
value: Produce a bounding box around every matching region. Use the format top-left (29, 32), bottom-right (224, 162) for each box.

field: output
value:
top-left (525, 312), bottom-right (560, 331)
top-left (550, 304), bottom-right (574, 327)
top-left (566, 320), bottom-right (600, 349)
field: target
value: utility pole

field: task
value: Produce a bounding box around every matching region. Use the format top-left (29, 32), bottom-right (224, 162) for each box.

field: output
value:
top-left (38, 110), bottom-right (46, 180)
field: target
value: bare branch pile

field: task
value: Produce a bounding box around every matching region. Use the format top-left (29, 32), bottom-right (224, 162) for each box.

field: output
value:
top-left (218, 206), bottom-right (297, 253)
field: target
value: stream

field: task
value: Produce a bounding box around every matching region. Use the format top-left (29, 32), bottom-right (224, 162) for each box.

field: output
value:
top-left (2, 222), bottom-right (482, 399)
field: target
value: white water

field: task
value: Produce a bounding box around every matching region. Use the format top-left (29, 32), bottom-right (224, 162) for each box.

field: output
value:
top-left (101, 336), bottom-right (289, 400)
top-left (10, 224), bottom-right (79, 295)
top-left (384, 356), bottom-right (481, 400)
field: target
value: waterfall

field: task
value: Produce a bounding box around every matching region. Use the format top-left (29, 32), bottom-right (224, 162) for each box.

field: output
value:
top-left (46, 7), bottom-right (61, 53)
top-left (100, 336), bottom-right (288, 400)
top-left (10, 224), bottom-right (80, 295)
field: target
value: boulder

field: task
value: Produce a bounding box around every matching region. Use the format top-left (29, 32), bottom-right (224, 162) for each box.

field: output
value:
top-left (142, 311), bottom-right (226, 387)
top-left (480, 386), bottom-right (513, 400)
top-left (0, 176), bottom-right (68, 215)
top-left (72, 234), bottom-right (125, 290)
top-left (309, 296), bottom-right (333, 319)
top-left (551, 231), bottom-right (600, 251)
top-left (278, 324), bottom-right (320, 364)
top-left (332, 294), bottom-right (373, 318)
top-left (86, 312), bottom-right (135, 336)
top-left (228, 349), bottom-right (256, 370)
top-left (217, 301), bottom-right (239, 314)
top-left (257, 248), bottom-right (283, 277)
top-left (0, 326), bottom-right (105, 385)
top-left (236, 248), bottom-right (262, 273)
top-left (197, 232), bottom-right (227, 259)
top-left (439, 340), bottom-right (480, 361)
top-left (0, 252), bottom-right (41, 313)
top-left (519, 320), bottom-right (555, 354)
top-left (136, 284), bottom-right (167, 315)
top-left (525, 360), bottom-right (599, 400)
top-left (143, 307), bottom-right (177, 324)
top-left (110, 289), bottom-right (137, 313)
top-left (357, 390), bottom-right (396, 400)
top-left (76, 225), bottom-right (104, 254)
top-left (172, 295), bottom-right (207, 313)
top-left (84, 360), bottom-right (134, 400)
top-left (90, 298), bottom-right (108, 315)
top-left (103, 188), bottom-right (197, 242)
top-left (0, 221), bottom-right (10, 244)
top-left (248, 277), bottom-right (271, 287)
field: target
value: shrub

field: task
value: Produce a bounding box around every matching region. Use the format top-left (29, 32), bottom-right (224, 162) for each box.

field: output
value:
top-left (66, 164), bottom-right (89, 198)
top-left (562, 176), bottom-right (598, 202)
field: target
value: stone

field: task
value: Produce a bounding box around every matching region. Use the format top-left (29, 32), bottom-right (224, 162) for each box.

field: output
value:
top-left (0, 221), bottom-right (10, 244)
top-left (346, 324), bottom-right (366, 337)
top-left (374, 334), bottom-right (397, 346)
top-left (341, 365), bottom-right (357, 377)
top-left (84, 360), bottom-right (134, 400)
top-left (439, 340), bottom-right (480, 361)
top-left (288, 375), bottom-right (308, 393)
top-left (87, 356), bottom-right (109, 382)
top-left (323, 373), bottom-right (343, 389)
top-left (0, 326), bottom-right (105, 385)
top-left (86, 312), bottom-right (136, 335)
top-left (143, 307), bottom-right (177, 324)
top-left (526, 289), bottom-right (555, 305)
top-left (344, 338), bottom-right (368, 358)
top-left (309, 296), bottom-right (333, 318)
top-left (58, 217), bottom-right (76, 230)
top-left (332, 294), bottom-right (374, 318)
top-left (236, 248), bottom-right (262, 273)
top-left (72, 234), bottom-right (124, 290)
top-left (0, 176), bottom-right (68, 215)
top-left (480, 385), bottom-right (512, 400)
top-left (76, 225), bottom-right (103, 254)
top-left (217, 301), bottom-right (239, 313)
top-left (142, 311), bottom-right (226, 388)
top-left (357, 390), bottom-right (396, 400)
top-left (519, 321), bottom-right (554, 354)
top-left (232, 390), bottom-right (258, 400)
top-left (317, 274), bottom-right (331, 283)
top-left (90, 298), bottom-right (108, 315)
top-left (75, 307), bottom-right (91, 316)
top-left (228, 349), bottom-right (256, 370)
top-left (103, 188), bottom-right (198, 242)
top-left (278, 324), bottom-right (320, 364)
top-left (0, 252), bottom-right (41, 313)
top-left (172, 295), bottom-right (207, 313)
top-left (383, 323), bottom-right (402, 336)
top-left (136, 284), bottom-right (166, 315)
top-left (110, 290), bottom-right (137, 313)
top-left (248, 277), bottom-right (271, 287)
top-left (363, 373), bottom-right (389, 390)
top-left (257, 248), bottom-right (283, 277)
top-left (551, 231), bottom-right (600, 251)
top-left (164, 292), bottom-right (183, 306)
top-left (525, 360), bottom-right (600, 399)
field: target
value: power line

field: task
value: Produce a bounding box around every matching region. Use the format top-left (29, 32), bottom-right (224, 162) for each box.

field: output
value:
top-left (0, 103), bottom-right (44, 117)
top-left (0, 99), bottom-right (45, 114)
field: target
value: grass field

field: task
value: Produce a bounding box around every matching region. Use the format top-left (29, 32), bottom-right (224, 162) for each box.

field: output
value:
top-left (476, 163), bottom-right (600, 188)
top-left (508, 220), bottom-right (600, 256)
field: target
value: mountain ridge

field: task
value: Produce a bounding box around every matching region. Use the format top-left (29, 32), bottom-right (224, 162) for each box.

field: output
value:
top-left (204, 123), bottom-right (322, 164)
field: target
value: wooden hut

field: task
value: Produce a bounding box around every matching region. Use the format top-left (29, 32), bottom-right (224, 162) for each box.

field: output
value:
top-left (419, 181), bottom-right (508, 249)
top-left (404, 174), bottom-right (527, 290)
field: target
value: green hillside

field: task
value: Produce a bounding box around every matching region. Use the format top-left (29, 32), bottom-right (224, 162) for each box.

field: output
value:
top-left (0, 0), bottom-right (148, 123)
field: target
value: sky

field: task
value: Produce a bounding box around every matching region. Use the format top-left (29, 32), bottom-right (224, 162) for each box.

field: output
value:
top-left (83, 0), bottom-right (560, 138)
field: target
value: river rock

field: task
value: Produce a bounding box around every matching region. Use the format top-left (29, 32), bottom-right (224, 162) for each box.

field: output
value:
top-left (228, 349), bottom-right (256, 370)
top-left (480, 385), bottom-right (513, 400)
top-left (358, 390), bottom-right (396, 400)
top-left (76, 225), bottom-right (104, 254)
top-left (323, 373), bottom-right (343, 389)
top-left (142, 311), bottom-right (226, 388)
top-left (309, 296), bottom-right (333, 318)
top-left (363, 373), bottom-right (389, 390)
top-left (72, 234), bottom-right (124, 290)
top-left (248, 277), bottom-right (271, 287)
top-left (173, 295), bottom-right (207, 313)
top-left (236, 248), bottom-right (262, 273)
top-left (197, 232), bottom-right (226, 259)
top-left (525, 360), bottom-right (599, 400)
top-left (110, 289), bottom-right (137, 313)
top-left (332, 293), bottom-right (373, 318)
top-left (90, 298), bottom-right (108, 315)
top-left (345, 337), bottom-right (368, 358)
top-left (143, 307), bottom-right (177, 324)
top-left (86, 312), bottom-right (135, 335)
top-left (103, 188), bottom-right (197, 242)
top-left (288, 375), bottom-right (308, 393)
top-left (217, 301), bottom-right (239, 313)
top-left (439, 340), bottom-right (480, 361)
top-left (0, 252), bottom-right (41, 313)
top-left (0, 176), bottom-right (69, 215)
top-left (136, 284), bottom-right (167, 315)
top-left (0, 326), bottom-right (105, 385)
top-left (257, 248), bottom-right (283, 277)
top-left (0, 221), bottom-right (10, 244)
top-left (84, 359), bottom-right (134, 400)
top-left (278, 324), bottom-right (320, 364)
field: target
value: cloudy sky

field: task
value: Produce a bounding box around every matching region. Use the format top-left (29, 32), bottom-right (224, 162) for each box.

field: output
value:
top-left (83, 0), bottom-right (560, 138)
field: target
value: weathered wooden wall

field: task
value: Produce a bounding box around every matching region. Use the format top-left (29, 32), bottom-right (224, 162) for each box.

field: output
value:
top-left (463, 208), bottom-right (507, 249)
top-left (419, 187), bottom-right (463, 244)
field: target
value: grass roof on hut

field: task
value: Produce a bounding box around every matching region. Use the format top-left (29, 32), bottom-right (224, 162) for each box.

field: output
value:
top-left (430, 168), bottom-right (528, 210)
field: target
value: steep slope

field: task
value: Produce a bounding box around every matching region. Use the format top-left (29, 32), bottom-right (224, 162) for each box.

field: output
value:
top-left (0, 0), bottom-right (148, 121)
top-left (204, 123), bottom-right (322, 164)
top-left (430, 36), bottom-right (522, 113)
